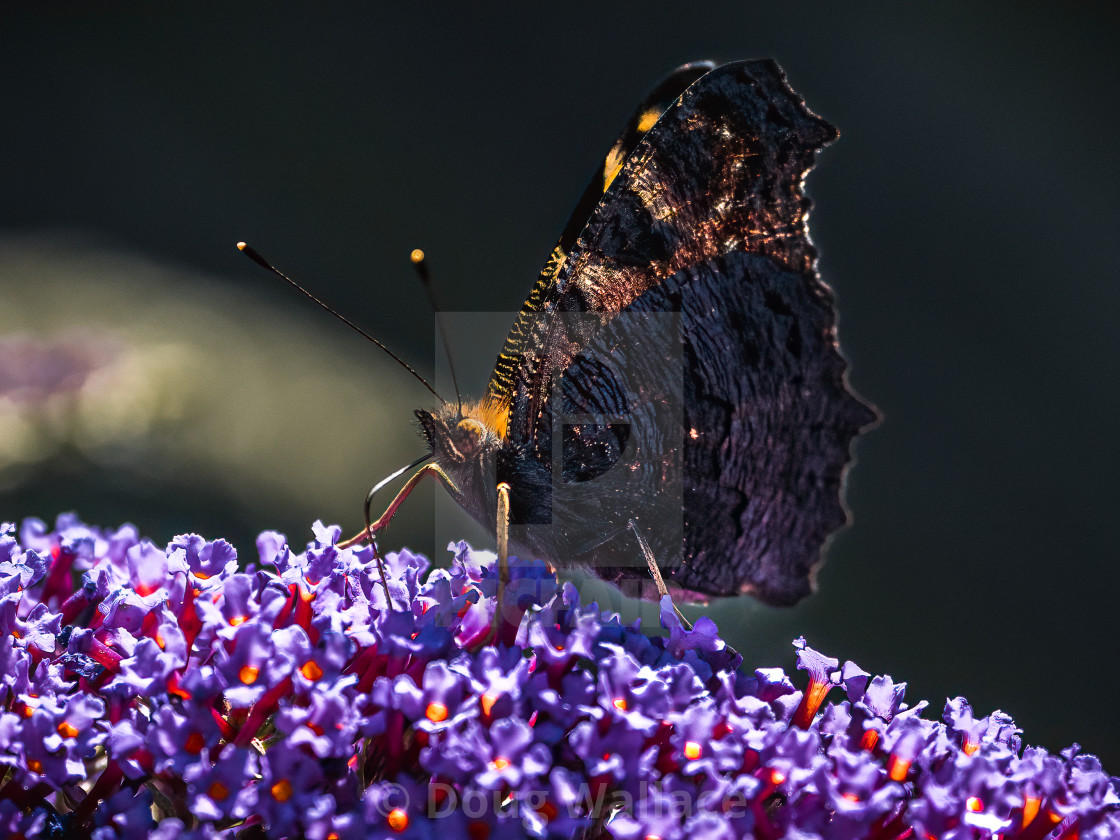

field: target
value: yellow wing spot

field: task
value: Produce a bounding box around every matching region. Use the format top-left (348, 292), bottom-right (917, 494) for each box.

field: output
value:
top-left (410, 248), bottom-right (425, 264)
top-left (636, 108), bottom-right (660, 133)
top-left (603, 141), bottom-right (627, 192)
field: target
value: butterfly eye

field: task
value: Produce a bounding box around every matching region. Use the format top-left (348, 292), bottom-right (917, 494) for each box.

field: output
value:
top-left (454, 418), bottom-right (485, 457)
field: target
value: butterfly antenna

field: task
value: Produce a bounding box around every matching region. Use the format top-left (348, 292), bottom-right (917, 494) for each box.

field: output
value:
top-left (409, 249), bottom-right (464, 417)
top-left (237, 242), bottom-right (446, 405)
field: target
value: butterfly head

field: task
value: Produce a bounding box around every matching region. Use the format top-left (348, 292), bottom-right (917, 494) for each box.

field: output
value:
top-left (416, 402), bottom-right (507, 523)
top-left (416, 402), bottom-right (504, 467)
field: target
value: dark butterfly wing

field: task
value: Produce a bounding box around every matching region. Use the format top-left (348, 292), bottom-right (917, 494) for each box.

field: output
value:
top-left (498, 60), bottom-right (875, 604)
top-left (574, 250), bottom-right (872, 604)
top-left (508, 60), bottom-right (848, 434)
top-left (555, 61), bottom-right (717, 258)
top-left (487, 61), bottom-right (715, 410)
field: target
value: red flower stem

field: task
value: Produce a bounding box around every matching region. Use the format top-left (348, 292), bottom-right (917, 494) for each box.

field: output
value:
top-left (73, 760), bottom-right (124, 826)
top-left (108, 696), bottom-right (123, 725)
top-left (751, 793), bottom-right (783, 839)
top-left (133, 748), bottom-right (155, 774)
top-left (39, 546), bottom-right (75, 606)
top-left (25, 644), bottom-right (47, 669)
top-left (60, 587), bottom-right (99, 625)
top-left (177, 585), bottom-right (203, 649)
top-left (211, 707), bottom-right (237, 741)
top-left (868, 811), bottom-right (914, 840)
top-left (88, 634), bottom-right (123, 671)
top-left (233, 675), bottom-right (293, 747)
top-left (348, 646), bottom-right (385, 694)
top-left (293, 585), bottom-right (314, 632)
top-left (792, 675), bottom-right (833, 729)
top-left (275, 584), bottom-right (298, 628)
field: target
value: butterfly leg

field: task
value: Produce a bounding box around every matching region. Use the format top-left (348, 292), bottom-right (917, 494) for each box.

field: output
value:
top-left (627, 520), bottom-right (692, 630)
top-left (627, 520), bottom-right (668, 598)
top-left (338, 463), bottom-right (459, 549)
top-left (488, 482), bottom-right (512, 643)
top-left (338, 463), bottom-right (459, 606)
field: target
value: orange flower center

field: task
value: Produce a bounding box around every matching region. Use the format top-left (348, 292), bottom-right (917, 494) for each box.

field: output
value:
top-left (270, 779), bottom-right (293, 801)
top-left (426, 702), bottom-right (449, 722)
top-left (387, 808), bottom-right (409, 832)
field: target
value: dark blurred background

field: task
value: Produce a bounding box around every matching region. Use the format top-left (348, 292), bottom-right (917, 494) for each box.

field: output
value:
top-left (2, 3), bottom-right (1118, 768)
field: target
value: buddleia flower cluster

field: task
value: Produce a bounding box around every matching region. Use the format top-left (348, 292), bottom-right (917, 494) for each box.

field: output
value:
top-left (1, 514), bottom-right (1116, 839)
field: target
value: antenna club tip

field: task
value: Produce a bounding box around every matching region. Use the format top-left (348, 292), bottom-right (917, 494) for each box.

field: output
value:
top-left (236, 241), bottom-right (248, 251)
top-left (410, 248), bottom-right (425, 264)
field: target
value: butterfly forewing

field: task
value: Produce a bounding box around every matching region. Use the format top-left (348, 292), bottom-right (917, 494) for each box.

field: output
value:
top-left (486, 61), bottom-right (716, 413)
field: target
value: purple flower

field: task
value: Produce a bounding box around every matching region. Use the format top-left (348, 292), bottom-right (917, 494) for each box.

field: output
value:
top-left (182, 745), bottom-right (260, 822)
top-left (0, 513), bottom-right (1115, 840)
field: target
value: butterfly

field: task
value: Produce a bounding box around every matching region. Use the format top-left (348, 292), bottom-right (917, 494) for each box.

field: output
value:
top-left (399, 59), bottom-right (876, 606)
top-left (250, 60), bottom-right (874, 607)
